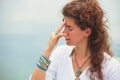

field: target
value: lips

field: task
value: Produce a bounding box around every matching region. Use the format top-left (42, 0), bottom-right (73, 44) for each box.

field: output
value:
top-left (65, 39), bottom-right (70, 41)
top-left (64, 37), bottom-right (70, 41)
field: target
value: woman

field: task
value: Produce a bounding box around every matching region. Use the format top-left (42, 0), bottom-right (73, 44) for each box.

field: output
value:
top-left (31, 0), bottom-right (120, 80)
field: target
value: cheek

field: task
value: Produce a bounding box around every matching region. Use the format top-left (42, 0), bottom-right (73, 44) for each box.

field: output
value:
top-left (71, 32), bottom-right (85, 40)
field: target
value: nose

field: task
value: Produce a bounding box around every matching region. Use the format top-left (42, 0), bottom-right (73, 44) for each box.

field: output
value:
top-left (63, 27), bottom-right (69, 36)
top-left (63, 27), bottom-right (66, 33)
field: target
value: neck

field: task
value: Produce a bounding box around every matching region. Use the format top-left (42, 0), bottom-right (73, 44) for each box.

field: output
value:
top-left (74, 45), bottom-right (90, 58)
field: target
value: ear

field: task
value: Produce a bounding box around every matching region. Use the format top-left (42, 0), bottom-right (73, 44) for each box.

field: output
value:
top-left (84, 28), bottom-right (92, 37)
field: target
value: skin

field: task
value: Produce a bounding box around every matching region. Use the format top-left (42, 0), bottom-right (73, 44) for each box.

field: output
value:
top-left (63, 17), bottom-right (92, 74)
top-left (31, 21), bottom-right (66, 80)
top-left (31, 17), bottom-right (92, 80)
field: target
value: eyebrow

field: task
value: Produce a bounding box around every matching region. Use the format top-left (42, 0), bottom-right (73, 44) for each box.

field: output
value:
top-left (65, 24), bottom-right (73, 28)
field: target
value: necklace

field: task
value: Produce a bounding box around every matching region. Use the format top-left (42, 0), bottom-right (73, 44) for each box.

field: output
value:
top-left (74, 50), bottom-right (90, 80)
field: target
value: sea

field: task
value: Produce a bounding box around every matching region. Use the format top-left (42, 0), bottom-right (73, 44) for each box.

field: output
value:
top-left (0, 34), bottom-right (120, 80)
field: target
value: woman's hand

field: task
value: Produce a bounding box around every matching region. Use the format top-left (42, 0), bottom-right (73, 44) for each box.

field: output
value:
top-left (31, 21), bottom-right (66, 80)
top-left (44, 21), bottom-right (66, 58)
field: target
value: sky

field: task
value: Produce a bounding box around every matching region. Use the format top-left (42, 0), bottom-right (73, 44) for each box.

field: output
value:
top-left (0, 0), bottom-right (120, 80)
top-left (0, 0), bottom-right (120, 40)
top-left (0, 0), bottom-right (70, 35)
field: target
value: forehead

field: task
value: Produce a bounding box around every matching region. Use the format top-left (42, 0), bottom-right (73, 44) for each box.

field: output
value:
top-left (64, 17), bottom-right (78, 28)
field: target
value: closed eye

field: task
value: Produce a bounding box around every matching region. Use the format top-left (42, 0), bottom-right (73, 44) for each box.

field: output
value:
top-left (65, 26), bottom-right (74, 31)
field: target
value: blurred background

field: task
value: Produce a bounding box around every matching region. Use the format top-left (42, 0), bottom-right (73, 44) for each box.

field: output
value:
top-left (0, 0), bottom-right (120, 80)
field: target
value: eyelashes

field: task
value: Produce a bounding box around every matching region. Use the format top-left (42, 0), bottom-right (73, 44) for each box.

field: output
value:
top-left (64, 26), bottom-right (73, 31)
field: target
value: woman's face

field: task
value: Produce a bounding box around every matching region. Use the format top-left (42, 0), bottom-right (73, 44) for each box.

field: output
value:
top-left (63, 17), bottom-right (90, 46)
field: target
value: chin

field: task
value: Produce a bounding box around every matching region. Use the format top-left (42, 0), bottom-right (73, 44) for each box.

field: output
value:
top-left (66, 42), bottom-right (75, 46)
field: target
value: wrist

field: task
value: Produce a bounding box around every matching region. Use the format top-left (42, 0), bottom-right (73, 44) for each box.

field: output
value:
top-left (43, 47), bottom-right (53, 58)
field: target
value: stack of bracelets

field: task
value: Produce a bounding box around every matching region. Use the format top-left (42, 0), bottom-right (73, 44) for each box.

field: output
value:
top-left (36, 54), bottom-right (51, 71)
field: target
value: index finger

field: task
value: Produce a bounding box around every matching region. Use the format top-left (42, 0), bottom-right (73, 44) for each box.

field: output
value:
top-left (55, 21), bottom-right (66, 32)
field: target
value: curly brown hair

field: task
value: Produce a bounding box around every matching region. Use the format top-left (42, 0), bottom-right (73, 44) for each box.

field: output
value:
top-left (62, 0), bottom-right (112, 80)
